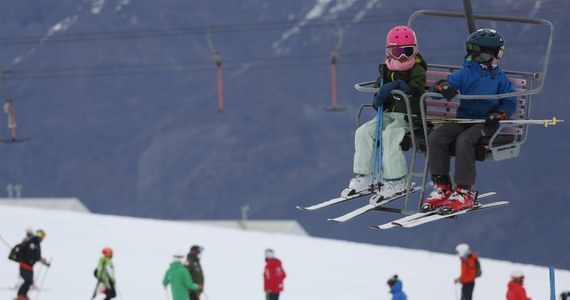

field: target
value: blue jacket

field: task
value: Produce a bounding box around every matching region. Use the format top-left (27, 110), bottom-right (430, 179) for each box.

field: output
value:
top-left (390, 279), bottom-right (408, 300)
top-left (431, 57), bottom-right (517, 119)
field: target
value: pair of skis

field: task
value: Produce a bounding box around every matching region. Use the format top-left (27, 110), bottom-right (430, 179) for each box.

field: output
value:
top-left (297, 100), bottom-right (391, 223)
top-left (296, 184), bottom-right (424, 223)
top-left (369, 192), bottom-right (508, 229)
top-left (298, 188), bottom-right (509, 228)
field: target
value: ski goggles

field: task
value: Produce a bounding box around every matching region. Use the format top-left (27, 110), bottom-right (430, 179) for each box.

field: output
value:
top-left (473, 52), bottom-right (495, 64)
top-left (466, 43), bottom-right (504, 59)
top-left (386, 45), bottom-right (417, 59)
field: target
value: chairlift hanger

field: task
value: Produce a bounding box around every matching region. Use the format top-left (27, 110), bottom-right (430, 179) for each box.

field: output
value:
top-left (0, 70), bottom-right (30, 143)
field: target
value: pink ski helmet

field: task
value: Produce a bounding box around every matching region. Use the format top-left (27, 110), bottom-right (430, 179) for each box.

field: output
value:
top-left (386, 26), bottom-right (417, 47)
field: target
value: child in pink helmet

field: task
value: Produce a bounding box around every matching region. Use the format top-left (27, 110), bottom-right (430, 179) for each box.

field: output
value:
top-left (348, 25), bottom-right (427, 202)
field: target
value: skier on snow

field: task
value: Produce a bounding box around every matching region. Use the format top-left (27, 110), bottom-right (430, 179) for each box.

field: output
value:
top-left (387, 274), bottom-right (408, 300)
top-left (163, 254), bottom-right (201, 300)
top-left (506, 270), bottom-right (531, 300)
top-left (95, 247), bottom-right (117, 300)
top-left (186, 245), bottom-right (205, 300)
top-left (264, 249), bottom-right (286, 300)
top-left (454, 243), bottom-right (480, 300)
top-left (16, 229), bottom-right (51, 300)
top-left (348, 25), bottom-right (427, 202)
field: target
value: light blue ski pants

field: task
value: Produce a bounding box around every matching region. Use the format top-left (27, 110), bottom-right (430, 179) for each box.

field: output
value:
top-left (353, 112), bottom-right (408, 179)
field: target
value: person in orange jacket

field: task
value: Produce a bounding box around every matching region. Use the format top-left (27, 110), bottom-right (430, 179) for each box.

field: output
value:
top-left (264, 249), bottom-right (286, 300)
top-left (454, 243), bottom-right (478, 300)
top-left (506, 271), bottom-right (531, 300)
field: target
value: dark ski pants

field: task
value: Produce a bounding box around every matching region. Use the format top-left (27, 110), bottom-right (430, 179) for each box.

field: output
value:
top-left (104, 281), bottom-right (116, 300)
top-left (461, 281), bottom-right (475, 300)
top-left (17, 267), bottom-right (33, 297)
top-left (428, 123), bottom-right (494, 187)
top-left (266, 292), bottom-right (280, 300)
top-left (190, 291), bottom-right (200, 300)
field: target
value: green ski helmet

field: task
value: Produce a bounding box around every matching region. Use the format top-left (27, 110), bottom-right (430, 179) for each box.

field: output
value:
top-left (465, 28), bottom-right (505, 63)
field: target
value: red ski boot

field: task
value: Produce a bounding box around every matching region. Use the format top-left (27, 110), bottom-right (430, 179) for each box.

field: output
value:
top-left (420, 184), bottom-right (452, 212)
top-left (440, 187), bottom-right (477, 215)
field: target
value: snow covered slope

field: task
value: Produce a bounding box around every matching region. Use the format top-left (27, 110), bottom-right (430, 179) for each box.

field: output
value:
top-left (0, 206), bottom-right (568, 300)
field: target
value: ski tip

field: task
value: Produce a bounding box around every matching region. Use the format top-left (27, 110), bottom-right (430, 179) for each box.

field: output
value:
top-left (326, 218), bottom-right (342, 223)
top-left (391, 222), bottom-right (404, 227)
top-left (295, 206), bottom-right (308, 211)
top-left (0, 137), bottom-right (31, 143)
top-left (369, 223), bottom-right (400, 230)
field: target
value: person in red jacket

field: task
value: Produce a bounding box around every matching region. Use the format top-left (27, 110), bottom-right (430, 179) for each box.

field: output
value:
top-left (454, 243), bottom-right (478, 300)
top-left (264, 249), bottom-right (286, 300)
top-left (506, 270), bottom-right (531, 300)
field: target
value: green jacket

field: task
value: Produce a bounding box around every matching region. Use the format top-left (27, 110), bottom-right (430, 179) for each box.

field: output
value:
top-left (375, 54), bottom-right (428, 116)
top-left (163, 261), bottom-right (199, 300)
top-left (96, 257), bottom-right (115, 289)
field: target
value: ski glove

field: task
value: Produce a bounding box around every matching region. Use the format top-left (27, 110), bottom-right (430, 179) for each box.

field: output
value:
top-left (373, 79), bottom-right (411, 109)
top-left (484, 111), bottom-right (508, 128)
top-left (435, 79), bottom-right (457, 100)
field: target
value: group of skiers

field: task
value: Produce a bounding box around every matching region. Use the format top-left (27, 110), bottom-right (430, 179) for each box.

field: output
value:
top-left (90, 244), bottom-right (207, 300)
top-left (387, 243), bottom-right (533, 300)
top-left (452, 243), bottom-right (532, 300)
top-left (3, 227), bottom-right (563, 299)
top-left (162, 246), bottom-right (286, 300)
top-left (162, 245), bottom-right (206, 300)
top-left (347, 24), bottom-right (516, 214)
top-left (3, 226), bottom-right (287, 300)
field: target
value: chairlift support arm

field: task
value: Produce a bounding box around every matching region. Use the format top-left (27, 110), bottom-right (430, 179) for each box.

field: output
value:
top-left (407, 10), bottom-right (555, 96)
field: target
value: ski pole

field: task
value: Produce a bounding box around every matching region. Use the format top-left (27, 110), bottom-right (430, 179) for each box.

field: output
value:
top-left (14, 275), bottom-right (23, 290)
top-left (550, 266), bottom-right (556, 300)
top-left (454, 281), bottom-right (460, 300)
top-left (370, 106), bottom-right (383, 189)
top-left (370, 76), bottom-right (384, 189)
top-left (34, 262), bottom-right (45, 289)
top-left (0, 234), bottom-right (12, 249)
top-left (35, 257), bottom-right (52, 300)
top-left (116, 286), bottom-right (124, 300)
top-left (202, 291), bottom-right (211, 300)
top-left (91, 280), bottom-right (101, 300)
top-left (113, 285), bottom-right (123, 299)
top-left (427, 117), bottom-right (563, 127)
top-left (164, 285), bottom-right (171, 300)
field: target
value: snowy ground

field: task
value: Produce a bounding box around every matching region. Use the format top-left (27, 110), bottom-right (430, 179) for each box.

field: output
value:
top-left (0, 205), bottom-right (568, 300)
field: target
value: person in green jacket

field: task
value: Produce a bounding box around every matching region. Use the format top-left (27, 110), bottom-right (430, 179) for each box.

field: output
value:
top-left (95, 247), bottom-right (116, 300)
top-left (163, 254), bottom-right (201, 300)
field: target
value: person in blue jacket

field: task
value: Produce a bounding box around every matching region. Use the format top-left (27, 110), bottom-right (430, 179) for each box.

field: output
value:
top-left (387, 275), bottom-right (407, 300)
top-left (421, 28), bottom-right (517, 214)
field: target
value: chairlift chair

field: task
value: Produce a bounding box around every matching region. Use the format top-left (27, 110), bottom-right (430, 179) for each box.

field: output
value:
top-left (354, 10), bottom-right (555, 215)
